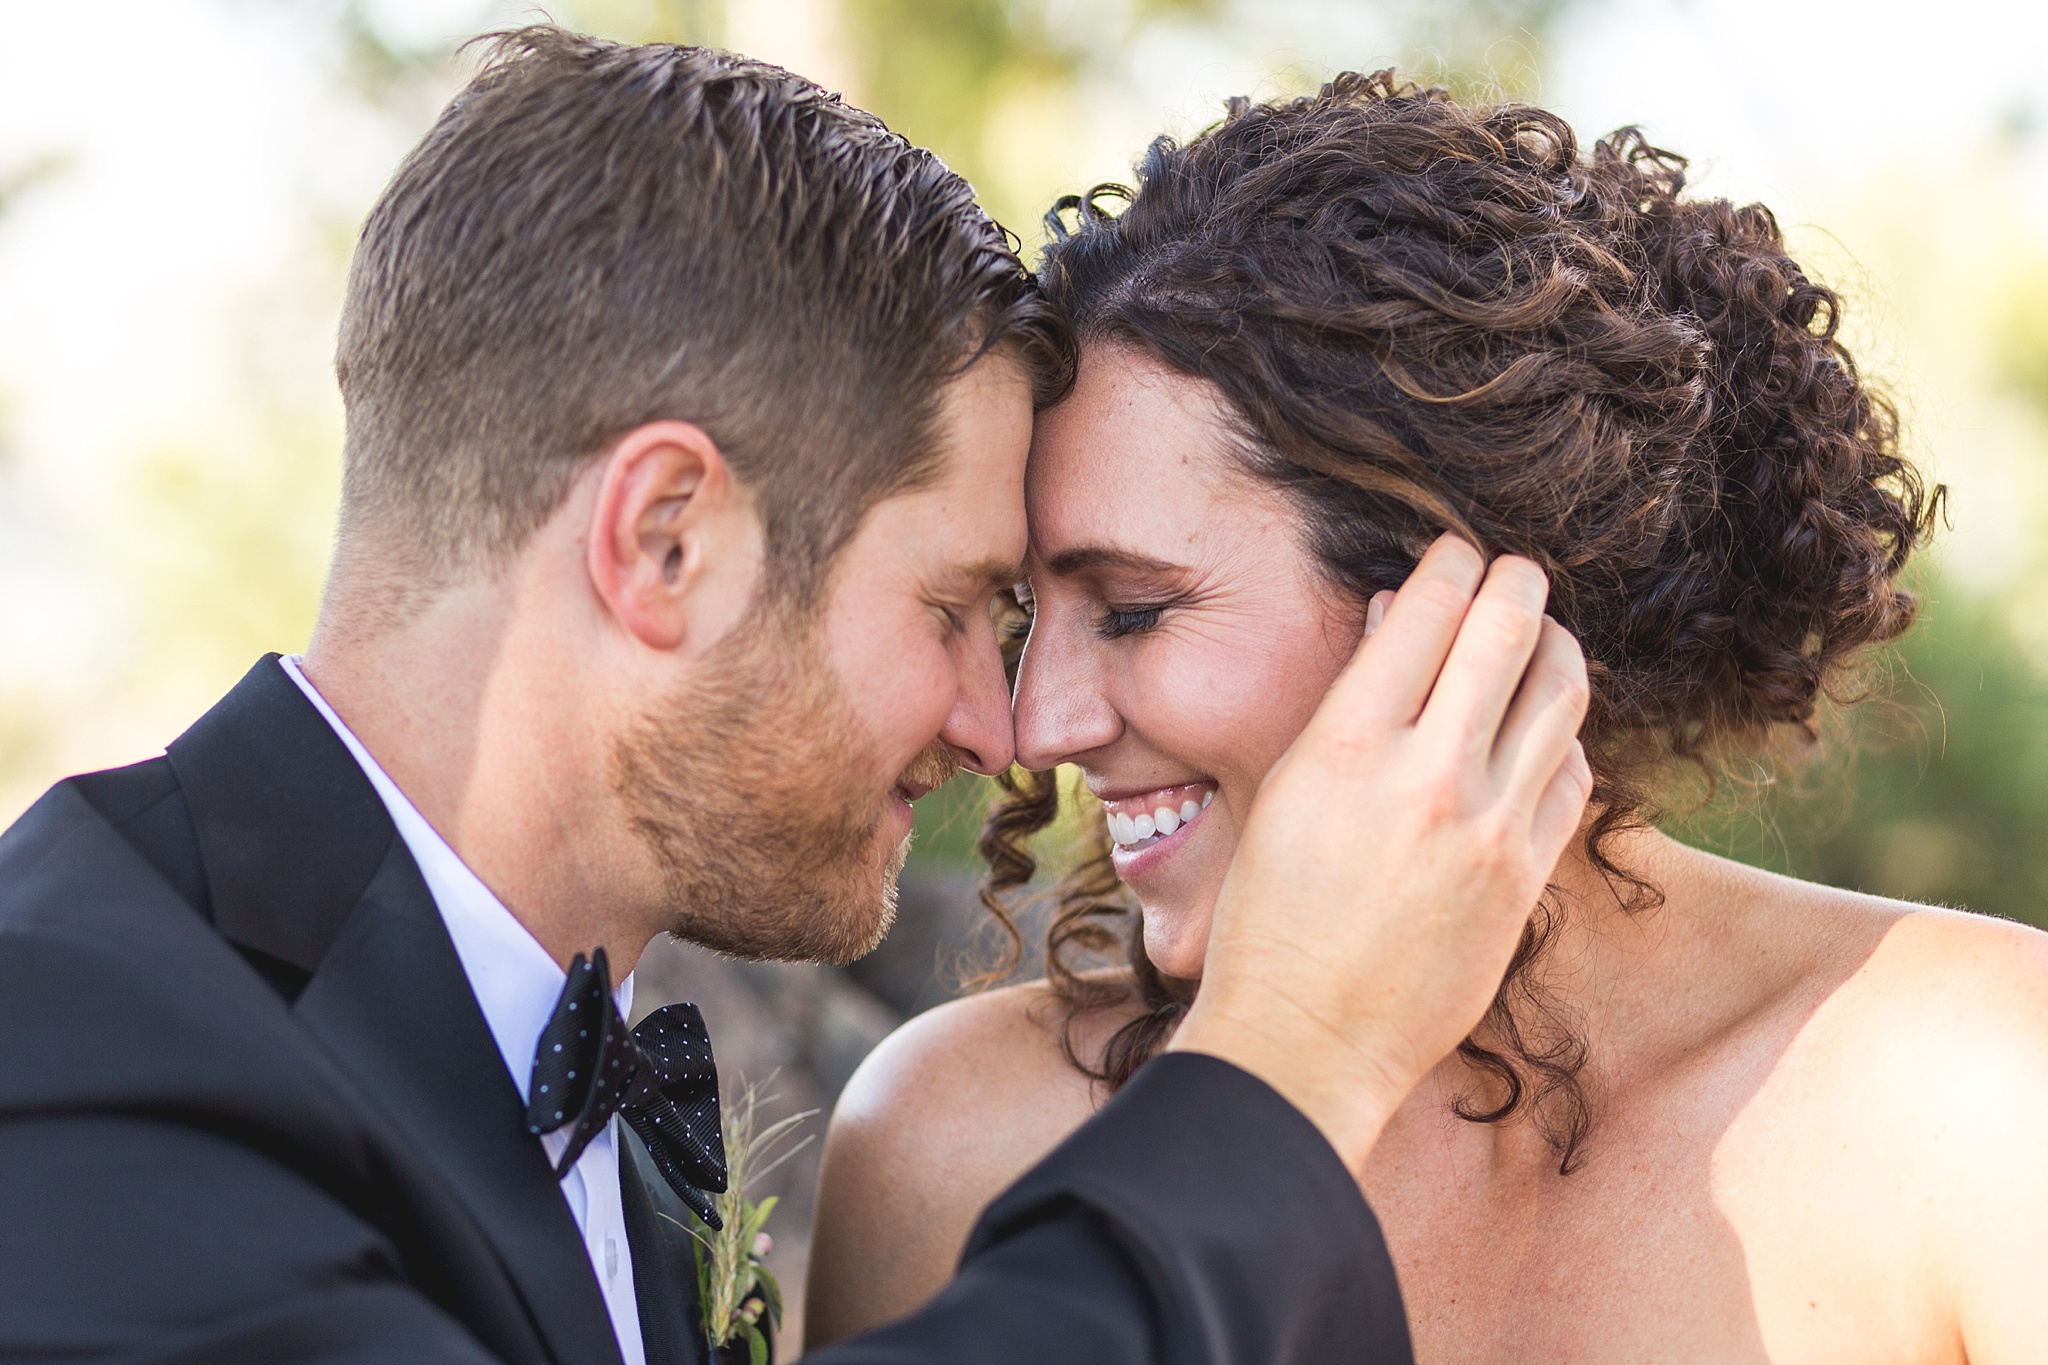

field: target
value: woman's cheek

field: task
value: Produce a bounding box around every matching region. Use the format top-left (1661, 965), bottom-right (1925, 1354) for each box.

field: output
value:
top-left (1138, 648), bottom-right (1320, 805)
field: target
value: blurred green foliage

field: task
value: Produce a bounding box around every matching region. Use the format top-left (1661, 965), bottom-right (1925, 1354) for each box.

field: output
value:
top-left (909, 774), bottom-right (1000, 867)
top-left (119, 416), bottom-right (340, 685)
top-left (836, 0), bottom-right (1219, 232)
top-left (1390, 0), bottom-right (1576, 97)
top-left (1667, 579), bottom-right (2048, 928)
top-left (830, 0), bottom-right (1577, 236)
top-left (0, 153), bottom-right (68, 227)
top-left (908, 766), bottom-right (1096, 880)
top-left (1997, 260), bottom-right (2048, 421)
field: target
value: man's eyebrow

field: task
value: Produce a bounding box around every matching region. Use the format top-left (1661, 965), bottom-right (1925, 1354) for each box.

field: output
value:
top-left (947, 556), bottom-right (1027, 591)
top-left (1044, 546), bottom-right (1185, 576)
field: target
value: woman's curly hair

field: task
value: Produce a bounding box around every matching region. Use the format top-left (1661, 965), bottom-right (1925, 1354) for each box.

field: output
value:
top-left (977, 72), bottom-right (1940, 1172)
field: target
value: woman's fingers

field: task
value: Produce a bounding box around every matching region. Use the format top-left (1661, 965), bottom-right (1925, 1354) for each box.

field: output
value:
top-left (1182, 547), bottom-right (1591, 1174)
top-left (1492, 616), bottom-right (1591, 813)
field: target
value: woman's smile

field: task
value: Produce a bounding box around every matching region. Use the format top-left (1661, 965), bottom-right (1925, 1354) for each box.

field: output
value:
top-left (1098, 780), bottom-right (1217, 877)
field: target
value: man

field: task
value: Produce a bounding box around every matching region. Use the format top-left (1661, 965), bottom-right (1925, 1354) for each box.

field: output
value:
top-left (0, 28), bottom-right (1591, 1365)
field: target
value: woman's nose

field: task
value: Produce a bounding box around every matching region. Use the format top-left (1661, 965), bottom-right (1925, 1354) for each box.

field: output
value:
top-left (1012, 621), bottom-right (1122, 771)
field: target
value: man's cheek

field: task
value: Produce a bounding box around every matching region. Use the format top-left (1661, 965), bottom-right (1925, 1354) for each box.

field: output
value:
top-left (866, 641), bottom-right (958, 761)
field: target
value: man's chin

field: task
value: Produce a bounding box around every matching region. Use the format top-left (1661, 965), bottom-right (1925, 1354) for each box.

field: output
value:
top-left (806, 835), bottom-right (910, 966)
top-left (796, 834), bottom-right (911, 965)
top-left (816, 888), bottom-right (898, 967)
top-left (666, 850), bottom-right (905, 967)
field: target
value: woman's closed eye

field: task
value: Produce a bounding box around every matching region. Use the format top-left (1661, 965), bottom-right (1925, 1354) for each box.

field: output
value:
top-left (1095, 603), bottom-right (1169, 639)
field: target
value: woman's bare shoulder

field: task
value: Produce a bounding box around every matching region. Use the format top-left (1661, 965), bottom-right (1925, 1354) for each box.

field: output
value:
top-left (1732, 870), bottom-right (2048, 1083)
top-left (803, 975), bottom-right (1143, 1350)
top-left (1836, 898), bottom-right (2048, 1074)
top-left (1811, 899), bottom-right (2048, 1354)
top-left (1692, 858), bottom-right (2048, 1178)
top-left (1800, 891), bottom-right (2048, 1048)
top-left (834, 977), bottom-right (1126, 1152)
top-left (1682, 871), bottom-right (2048, 1355)
top-left (1693, 849), bottom-right (2048, 1053)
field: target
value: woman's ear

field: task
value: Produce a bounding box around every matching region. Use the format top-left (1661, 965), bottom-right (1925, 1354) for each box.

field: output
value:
top-left (584, 420), bottom-right (741, 651)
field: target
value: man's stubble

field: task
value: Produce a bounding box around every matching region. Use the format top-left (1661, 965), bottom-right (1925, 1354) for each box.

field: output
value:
top-left (610, 600), bottom-right (957, 965)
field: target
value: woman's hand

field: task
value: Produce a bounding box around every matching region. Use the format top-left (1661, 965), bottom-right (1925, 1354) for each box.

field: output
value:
top-left (1170, 535), bottom-right (1593, 1173)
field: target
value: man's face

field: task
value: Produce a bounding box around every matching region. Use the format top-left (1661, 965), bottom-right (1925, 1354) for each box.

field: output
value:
top-left (610, 354), bottom-right (1033, 963)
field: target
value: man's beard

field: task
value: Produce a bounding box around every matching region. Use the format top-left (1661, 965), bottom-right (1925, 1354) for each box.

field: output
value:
top-left (609, 601), bottom-right (958, 965)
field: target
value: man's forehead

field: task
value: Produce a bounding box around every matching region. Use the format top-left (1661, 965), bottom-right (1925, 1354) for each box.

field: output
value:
top-left (934, 351), bottom-right (1034, 459)
top-left (853, 454), bottom-right (1023, 591)
top-left (910, 357), bottom-right (1030, 579)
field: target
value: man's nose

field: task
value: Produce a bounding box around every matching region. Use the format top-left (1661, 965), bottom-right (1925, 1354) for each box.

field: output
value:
top-left (939, 622), bottom-right (1017, 776)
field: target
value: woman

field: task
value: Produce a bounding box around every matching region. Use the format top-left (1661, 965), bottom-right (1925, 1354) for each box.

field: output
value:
top-left (806, 75), bottom-right (2048, 1362)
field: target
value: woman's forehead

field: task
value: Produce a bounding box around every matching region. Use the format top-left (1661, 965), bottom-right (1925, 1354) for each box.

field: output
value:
top-left (1025, 347), bottom-right (1265, 555)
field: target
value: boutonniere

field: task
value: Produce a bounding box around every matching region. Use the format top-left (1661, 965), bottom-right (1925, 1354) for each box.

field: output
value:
top-left (675, 1076), bottom-right (816, 1365)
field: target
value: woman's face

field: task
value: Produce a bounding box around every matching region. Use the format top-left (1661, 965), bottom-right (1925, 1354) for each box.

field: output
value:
top-left (1014, 345), bottom-right (1364, 979)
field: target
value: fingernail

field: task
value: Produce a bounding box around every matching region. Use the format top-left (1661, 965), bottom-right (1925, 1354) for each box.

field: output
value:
top-left (1365, 596), bottom-right (1386, 636)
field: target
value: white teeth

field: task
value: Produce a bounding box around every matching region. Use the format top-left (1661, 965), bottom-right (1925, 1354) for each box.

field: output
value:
top-left (1106, 787), bottom-right (1216, 849)
top-left (1201, 789), bottom-right (1213, 808)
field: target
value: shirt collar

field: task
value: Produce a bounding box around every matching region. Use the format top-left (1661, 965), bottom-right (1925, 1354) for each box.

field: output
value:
top-left (276, 655), bottom-right (631, 1100)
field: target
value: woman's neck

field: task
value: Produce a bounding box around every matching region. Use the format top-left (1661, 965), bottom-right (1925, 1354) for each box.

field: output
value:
top-left (1432, 824), bottom-right (1779, 1124)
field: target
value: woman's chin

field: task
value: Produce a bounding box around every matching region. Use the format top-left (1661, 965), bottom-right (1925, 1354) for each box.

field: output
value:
top-left (1140, 910), bottom-right (1213, 983)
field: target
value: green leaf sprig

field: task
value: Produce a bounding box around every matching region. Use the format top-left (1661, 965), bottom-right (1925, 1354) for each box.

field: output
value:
top-left (669, 1075), bottom-right (816, 1364)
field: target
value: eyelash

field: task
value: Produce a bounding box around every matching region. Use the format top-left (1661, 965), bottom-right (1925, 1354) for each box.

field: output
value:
top-left (999, 593), bottom-right (1174, 643)
top-left (1095, 604), bottom-right (1168, 639)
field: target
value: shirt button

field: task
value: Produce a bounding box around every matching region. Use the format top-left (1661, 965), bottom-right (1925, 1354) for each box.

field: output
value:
top-left (605, 1235), bottom-right (619, 1281)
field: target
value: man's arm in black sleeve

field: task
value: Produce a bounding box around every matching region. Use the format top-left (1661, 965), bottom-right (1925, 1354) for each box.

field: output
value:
top-left (806, 1052), bottom-right (1414, 1365)
top-left (0, 851), bottom-right (508, 1365)
top-left (0, 1113), bottom-right (501, 1365)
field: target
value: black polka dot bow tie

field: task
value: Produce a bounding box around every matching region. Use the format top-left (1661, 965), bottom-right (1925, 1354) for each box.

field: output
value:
top-left (525, 947), bottom-right (728, 1228)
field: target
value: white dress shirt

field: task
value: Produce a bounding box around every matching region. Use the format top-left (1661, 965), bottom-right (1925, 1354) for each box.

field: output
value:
top-left (279, 655), bottom-right (647, 1365)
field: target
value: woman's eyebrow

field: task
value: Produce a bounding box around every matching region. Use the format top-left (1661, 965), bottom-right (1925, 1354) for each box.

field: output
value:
top-left (1044, 546), bottom-right (1186, 576)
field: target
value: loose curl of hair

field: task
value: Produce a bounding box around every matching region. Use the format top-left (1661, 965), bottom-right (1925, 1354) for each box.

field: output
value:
top-left (976, 72), bottom-right (1940, 1173)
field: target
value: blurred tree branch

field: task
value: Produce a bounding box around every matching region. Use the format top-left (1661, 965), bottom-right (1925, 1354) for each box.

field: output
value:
top-left (0, 152), bottom-right (70, 226)
top-left (1391, 0), bottom-right (1585, 96)
top-left (1996, 262), bottom-right (2048, 417)
top-left (249, 0), bottom-right (1595, 244)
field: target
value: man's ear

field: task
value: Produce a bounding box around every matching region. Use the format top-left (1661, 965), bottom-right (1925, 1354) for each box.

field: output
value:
top-left (585, 420), bottom-right (745, 651)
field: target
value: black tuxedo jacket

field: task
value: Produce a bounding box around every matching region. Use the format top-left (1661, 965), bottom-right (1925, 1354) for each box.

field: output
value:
top-left (0, 657), bottom-right (1413, 1365)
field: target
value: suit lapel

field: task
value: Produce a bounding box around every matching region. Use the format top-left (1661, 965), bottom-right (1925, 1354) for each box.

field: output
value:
top-left (165, 656), bottom-right (624, 1365)
top-left (166, 656), bottom-right (394, 981)
top-left (623, 1129), bottom-right (710, 1365)
top-left (297, 841), bottom-right (623, 1365)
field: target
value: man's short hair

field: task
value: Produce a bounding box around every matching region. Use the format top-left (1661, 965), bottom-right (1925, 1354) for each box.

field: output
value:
top-left (334, 26), bottom-right (1068, 601)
